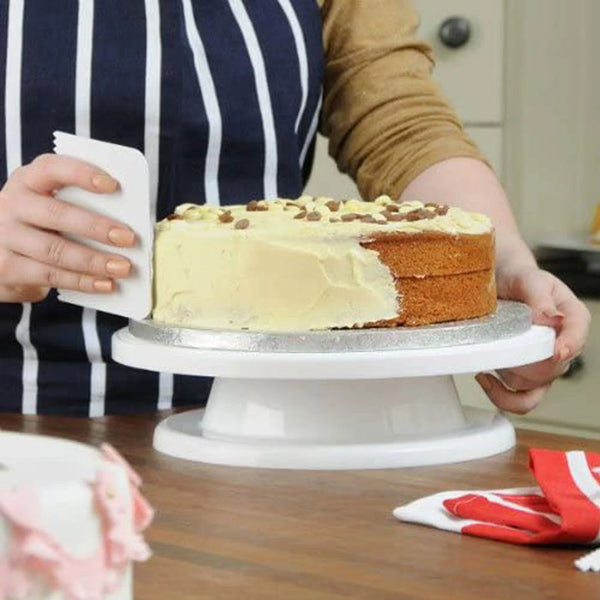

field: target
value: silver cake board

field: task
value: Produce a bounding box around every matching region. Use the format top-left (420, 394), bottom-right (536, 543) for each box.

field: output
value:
top-left (111, 301), bottom-right (555, 470)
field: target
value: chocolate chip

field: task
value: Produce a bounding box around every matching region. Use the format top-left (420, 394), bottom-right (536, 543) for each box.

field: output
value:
top-left (325, 200), bottom-right (340, 212)
top-left (436, 205), bottom-right (450, 216)
top-left (247, 200), bottom-right (259, 211)
top-left (329, 217), bottom-right (341, 223)
top-left (341, 213), bottom-right (359, 222)
top-left (218, 210), bottom-right (234, 223)
top-left (306, 211), bottom-right (322, 221)
top-left (166, 214), bottom-right (181, 220)
top-left (385, 204), bottom-right (400, 213)
top-left (405, 209), bottom-right (435, 221)
top-left (235, 219), bottom-right (250, 230)
top-left (360, 214), bottom-right (377, 223)
top-left (425, 202), bottom-right (439, 208)
top-left (387, 213), bottom-right (406, 222)
top-left (256, 203), bottom-right (269, 211)
top-left (294, 210), bottom-right (307, 219)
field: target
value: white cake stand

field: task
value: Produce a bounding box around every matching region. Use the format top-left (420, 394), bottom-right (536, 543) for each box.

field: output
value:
top-left (112, 302), bottom-right (555, 470)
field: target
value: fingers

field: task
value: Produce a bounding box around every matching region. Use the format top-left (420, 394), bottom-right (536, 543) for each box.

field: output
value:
top-left (0, 187), bottom-right (135, 248)
top-left (0, 249), bottom-right (114, 294)
top-left (553, 283), bottom-right (591, 361)
top-left (495, 355), bottom-right (570, 391)
top-left (10, 153), bottom-right (118, 195)
top-left (2, 223), bottom-right (131, 279)
top-left (475, 372), bottom-right (550, 415)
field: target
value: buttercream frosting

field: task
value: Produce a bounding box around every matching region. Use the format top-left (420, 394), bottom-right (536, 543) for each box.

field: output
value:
top-left (153, 196), bottom-right (492, 331)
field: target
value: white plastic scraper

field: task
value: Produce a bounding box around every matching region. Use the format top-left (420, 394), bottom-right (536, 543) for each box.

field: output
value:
top-left (53, 131), bottom-right (153, 320)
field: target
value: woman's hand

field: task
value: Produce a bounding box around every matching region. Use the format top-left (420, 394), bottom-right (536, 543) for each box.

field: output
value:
top-left (475, 264), bottom-right (591, 414)
top-left (0, 153), bottom-right (135, 303)
top-left (400, 157), bottom-right (591, 414)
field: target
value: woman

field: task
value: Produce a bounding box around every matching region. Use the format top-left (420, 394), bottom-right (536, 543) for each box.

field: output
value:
top-left (0, 0), bottom-right (589, 416)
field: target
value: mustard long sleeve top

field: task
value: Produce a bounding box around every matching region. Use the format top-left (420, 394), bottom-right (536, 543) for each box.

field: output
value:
top-left (320, 0), bottom-right (487, 200)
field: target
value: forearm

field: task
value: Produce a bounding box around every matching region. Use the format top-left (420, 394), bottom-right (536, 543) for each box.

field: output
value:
top-left (400, 157), bottom-right (537, 271)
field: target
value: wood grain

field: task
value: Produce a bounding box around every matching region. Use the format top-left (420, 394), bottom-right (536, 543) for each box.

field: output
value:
top-left (2, 412), bottom-right (600, 599)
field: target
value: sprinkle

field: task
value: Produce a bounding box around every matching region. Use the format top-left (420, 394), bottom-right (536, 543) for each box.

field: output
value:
top-left (235, 219), bottom-right (250, 230)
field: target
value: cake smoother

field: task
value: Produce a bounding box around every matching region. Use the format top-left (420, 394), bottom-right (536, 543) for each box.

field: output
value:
top-left (153, 196), bottom-right (496, 331)
top-left (53, 132), bottom-right (153, 320)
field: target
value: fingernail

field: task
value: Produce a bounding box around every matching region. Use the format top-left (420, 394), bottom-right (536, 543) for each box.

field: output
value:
top-left (106, 258), bottom-right (131, 277)
top-left (542, 309), bottom-right (564, 320)
top-left (92, 173), bottom-right (119, 192)
top-left (108, 228), bottom-right (135, 247)
top-left (476, 373), bottom-right (493, 393)
top-left (93, 279), bottom-right (113, 292)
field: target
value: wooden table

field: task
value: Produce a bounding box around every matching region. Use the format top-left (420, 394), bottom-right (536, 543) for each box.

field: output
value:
top-left (2, 412), bottom-right (600, 599)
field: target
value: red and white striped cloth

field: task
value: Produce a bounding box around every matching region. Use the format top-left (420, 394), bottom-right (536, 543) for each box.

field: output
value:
top-left (393, 449), bottom-right (600, 571)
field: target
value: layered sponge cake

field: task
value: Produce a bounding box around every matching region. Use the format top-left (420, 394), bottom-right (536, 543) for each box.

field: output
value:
top-left (153, 196), bottom-right (496, 331)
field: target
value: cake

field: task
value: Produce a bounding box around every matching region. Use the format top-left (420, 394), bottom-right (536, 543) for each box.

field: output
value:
top-left (153, 196), bottom-right (496, 331)
top-left (0, 432), bottom-right (153, 600)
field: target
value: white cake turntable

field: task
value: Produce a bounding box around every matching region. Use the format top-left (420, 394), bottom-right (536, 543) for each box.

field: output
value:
top-left (112, 301), bottom-right (555, 470)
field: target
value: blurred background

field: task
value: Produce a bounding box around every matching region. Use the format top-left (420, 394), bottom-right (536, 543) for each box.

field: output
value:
top-left (305, 0), bottom-right (600, 438)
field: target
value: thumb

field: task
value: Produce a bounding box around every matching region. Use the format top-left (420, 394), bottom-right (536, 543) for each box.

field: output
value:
top-left (504, 270), bottom-right (563, 328)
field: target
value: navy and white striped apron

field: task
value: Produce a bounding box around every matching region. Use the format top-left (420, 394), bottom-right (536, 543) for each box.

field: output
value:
top-left (0, 0), bottom-right (323, 415)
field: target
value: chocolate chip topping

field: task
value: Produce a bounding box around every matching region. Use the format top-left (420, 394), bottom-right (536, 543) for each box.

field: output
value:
top-left (306, 211), bottom-right (322, 221)
top-left (325, 200), bottom-right (340, 212)
top-left (341, 213), bottom-right (359, 222)
top-left (329, 217), bottom-right (341, 223)
top-left (294, 210), bottom-right (307, 219)
top-left (386, 213), bottom-right (406, 222)
top-left (234, 218), bottom-right (250, 230)
top-left (246, 200), bottom-right (259, 211)
top-left (405, 208), bottom-right (435, 221)
top-left (436, 205), bottom-right (450, 216)
top-left (385, 204), bottom-right (400, 212)
top-left (218, 210), bottom-right (234, 223)
top-left (425, 202), bottom-right (439, 208)
top-left (166, 213), bottom-right (181, 220)
top-left (360, 214), bottom-right (377, 223)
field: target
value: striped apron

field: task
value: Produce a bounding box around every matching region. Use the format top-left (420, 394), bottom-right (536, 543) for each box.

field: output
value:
top-left (0, 0), bottom-right (323, 415)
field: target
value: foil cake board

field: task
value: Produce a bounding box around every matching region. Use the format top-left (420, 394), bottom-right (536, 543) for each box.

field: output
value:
top-left (129, 300), bottom-right (530, 354)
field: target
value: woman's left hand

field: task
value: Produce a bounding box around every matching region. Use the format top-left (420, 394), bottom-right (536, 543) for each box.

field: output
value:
top-left (475, 264), bottom-right (591, 414)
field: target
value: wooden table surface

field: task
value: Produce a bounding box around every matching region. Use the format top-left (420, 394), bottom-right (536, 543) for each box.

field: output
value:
top-left (2, 412), bottom-right (600, 600)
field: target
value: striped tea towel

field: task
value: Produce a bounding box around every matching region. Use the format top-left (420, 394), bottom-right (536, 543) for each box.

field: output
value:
top-left (393, 449), bottom-right (600, 571)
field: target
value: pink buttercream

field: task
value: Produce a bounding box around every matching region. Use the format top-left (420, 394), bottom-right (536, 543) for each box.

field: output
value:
top-left (0, 444), bottom-right (153, 600)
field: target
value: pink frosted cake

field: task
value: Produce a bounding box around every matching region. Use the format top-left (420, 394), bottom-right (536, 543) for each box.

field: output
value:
top-left (0, 432), bottom-right (153, 600)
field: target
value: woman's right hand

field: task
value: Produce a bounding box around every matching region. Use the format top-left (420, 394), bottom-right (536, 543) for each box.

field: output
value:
top-left (0, 153), bottom-right (135, 303)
